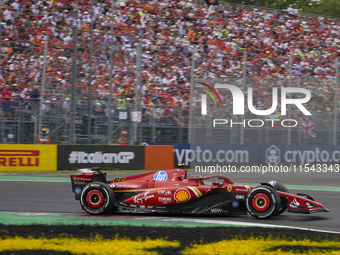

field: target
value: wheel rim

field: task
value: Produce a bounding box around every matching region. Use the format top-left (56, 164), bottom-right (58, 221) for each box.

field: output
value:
top-left (252, 193), bottom-right (271, 212)
top-left (86, 190), bottom-right (105, 208)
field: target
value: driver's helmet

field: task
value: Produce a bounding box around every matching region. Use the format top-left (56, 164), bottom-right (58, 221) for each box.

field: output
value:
top-left (198, 179), bottom-right (205, 185)
top-left (192, 175), bottom-right (205, 185)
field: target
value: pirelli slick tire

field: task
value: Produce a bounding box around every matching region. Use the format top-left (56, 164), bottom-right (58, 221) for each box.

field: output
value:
top-left (246, 186), bottom-right (281, 219)
top-left (80, 182), bottom-right (115, 215)
top-left (269, 181), bottom-right (289, 215)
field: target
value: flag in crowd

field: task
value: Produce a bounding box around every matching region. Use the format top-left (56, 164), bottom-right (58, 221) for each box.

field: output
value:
top-left (267, 112), bottom-right (281, 128)
top-left (300, 117), bottom-right (316, 139)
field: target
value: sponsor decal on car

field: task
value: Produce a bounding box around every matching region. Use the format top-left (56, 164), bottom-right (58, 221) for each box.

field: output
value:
top-left (133, 191), bottom-right (155, 204)
top-left (110, 183), bottom-right (140, 189)
top-left (73, 177), bottom-right (92, 181)
top-left (158, 190), bottom-right (172, 195)
top-left (174, 188), bottom-right (191, 203)
top-left (154, 171), bottom-right (168, 181)
top-left (306, 202), bottom-right (313, 208)
top-left (113, 177), bottom-right (126, 183)
top-left (232, 201), bottom-right (239, 208)
top-left (159, 197), bottom-right (172, 204)
top-left (74, 187), bottom-right (81, 194)
top-left (183, 179), bottom-right (188, 183)
top-left (269, 181), bottom-right (277, 187)
top-left (73, 181), bottom-right (89, 185)
top-left (227, 186), bottom-right (232, 192)
top-left (235, 188), bottom-right (248, 192)
top-left (289, 198), bottom-right (300, 208)
top-left (235, 195), bottom-right (245, 200)
top-left (210, 209), bottom-right (228, 213)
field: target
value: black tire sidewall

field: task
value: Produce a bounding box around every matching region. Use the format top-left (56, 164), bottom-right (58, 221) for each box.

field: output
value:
top-left (246, 186), bottom-right (281, 219)
top-left (271, 181), bottom-right (289, 215)
top-left (80, 182), bottom-right (115, 215)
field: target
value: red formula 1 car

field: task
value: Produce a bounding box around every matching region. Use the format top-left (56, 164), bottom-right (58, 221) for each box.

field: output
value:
top-left (70, 165), bottom-right (329, 219)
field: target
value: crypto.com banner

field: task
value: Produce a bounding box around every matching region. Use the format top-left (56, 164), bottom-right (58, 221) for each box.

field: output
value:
top-left (57, 145), bottom-right (144, 170)
top-left (188, 144), bottom-right (340, 167)
top-left (145, 143), bottom-right (340, 168)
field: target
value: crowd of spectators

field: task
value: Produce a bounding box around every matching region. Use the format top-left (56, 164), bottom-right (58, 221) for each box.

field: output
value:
top-left (1, 0), bottom-right (340, 124)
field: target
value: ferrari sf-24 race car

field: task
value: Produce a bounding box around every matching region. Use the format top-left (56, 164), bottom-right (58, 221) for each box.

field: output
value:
top-left (70, 165), bottom-right (329, 219)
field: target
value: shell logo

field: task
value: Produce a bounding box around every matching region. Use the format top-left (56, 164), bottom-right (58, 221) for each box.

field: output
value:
top-left (174, 188), bottom-right (191, 203)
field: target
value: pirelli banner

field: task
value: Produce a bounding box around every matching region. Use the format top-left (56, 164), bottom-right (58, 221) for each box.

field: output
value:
top-left (0, 144), bottom-right (57, 171)
top-left (58, 145), bottom-right (145, 170)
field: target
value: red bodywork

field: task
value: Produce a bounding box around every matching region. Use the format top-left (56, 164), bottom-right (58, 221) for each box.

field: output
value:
top-left (71, 168), bottom-right (329, 215)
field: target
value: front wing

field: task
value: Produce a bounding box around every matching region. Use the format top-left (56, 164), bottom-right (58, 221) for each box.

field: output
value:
top-left (277, 191), bottom-right (330, 214)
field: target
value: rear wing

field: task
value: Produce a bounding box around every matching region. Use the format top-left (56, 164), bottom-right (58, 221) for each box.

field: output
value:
top-left (70, 167), bottom-right (108, 200)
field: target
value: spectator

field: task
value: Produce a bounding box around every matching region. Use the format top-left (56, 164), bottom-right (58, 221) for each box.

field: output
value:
top-left (1, 85), bottom-right (12, 118)
top-left (10, 87), bottom-right (21, 118)
top-left (94, 97), bottom-right (105, 117)
top-left (30, 86), bottom-right (40, 117)
top-left (62, 98), bottom-right (71, 118)
top-left (42, 100), bottom-right (52, 115)
top-left (0, 0), bottom-right (340, 125)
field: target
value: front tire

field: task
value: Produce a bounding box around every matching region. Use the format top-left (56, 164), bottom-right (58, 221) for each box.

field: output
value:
top-left (246, 185), bottom-right (281, 219)
top-left (269, 181), bottom-right (289, 215)
top-left (80, 182), bottom-right (115, 215)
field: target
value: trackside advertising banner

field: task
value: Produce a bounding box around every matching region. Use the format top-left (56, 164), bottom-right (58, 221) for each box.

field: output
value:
top-left (0, 144), bottom-right (57, 171)
top-left (143, 142), bottom-right (189, 165)
top-left (58, 145), bottom-right (144, 170)
top-left (144, 142), bottom-right (340, 168)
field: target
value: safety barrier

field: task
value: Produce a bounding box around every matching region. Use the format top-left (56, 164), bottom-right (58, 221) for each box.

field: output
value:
top-left (0, 145), bottom-right (173, 171)
top-left (0, 144), bottom-right (57, 171)
top-left (144, 142), bottom-right (340, 168)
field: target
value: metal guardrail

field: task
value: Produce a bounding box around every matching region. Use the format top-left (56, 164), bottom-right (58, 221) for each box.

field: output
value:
top-left (1, 98), bottom-right (339, 145)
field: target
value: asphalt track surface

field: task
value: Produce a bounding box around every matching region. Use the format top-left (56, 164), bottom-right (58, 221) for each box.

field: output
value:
top-left (1, 171), bottom-right (339, 232)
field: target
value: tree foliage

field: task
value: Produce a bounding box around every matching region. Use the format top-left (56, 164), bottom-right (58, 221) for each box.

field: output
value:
top-left (301, 0), bottom-right (340, 18)
top-left (223, 0), bottom-right (340, 18)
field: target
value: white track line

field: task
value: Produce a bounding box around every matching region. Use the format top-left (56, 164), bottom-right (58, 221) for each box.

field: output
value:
top-left (162, 217), bottom-right (340, 234)
top-left (3, 212), bottom-right (340, 235)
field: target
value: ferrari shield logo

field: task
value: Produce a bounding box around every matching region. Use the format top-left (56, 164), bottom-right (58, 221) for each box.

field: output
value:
top-left (227, 186), bottom-right (232, 192)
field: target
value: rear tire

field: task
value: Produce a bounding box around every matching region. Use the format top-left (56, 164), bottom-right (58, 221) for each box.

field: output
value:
top-left (80, 182), bottom-right (115, 215)
top-left (246, 185), bottom-right (281, 219)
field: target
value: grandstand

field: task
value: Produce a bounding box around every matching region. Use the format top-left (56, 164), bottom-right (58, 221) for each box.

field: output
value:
top-left (0, 0), bottom-right (339, 145)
